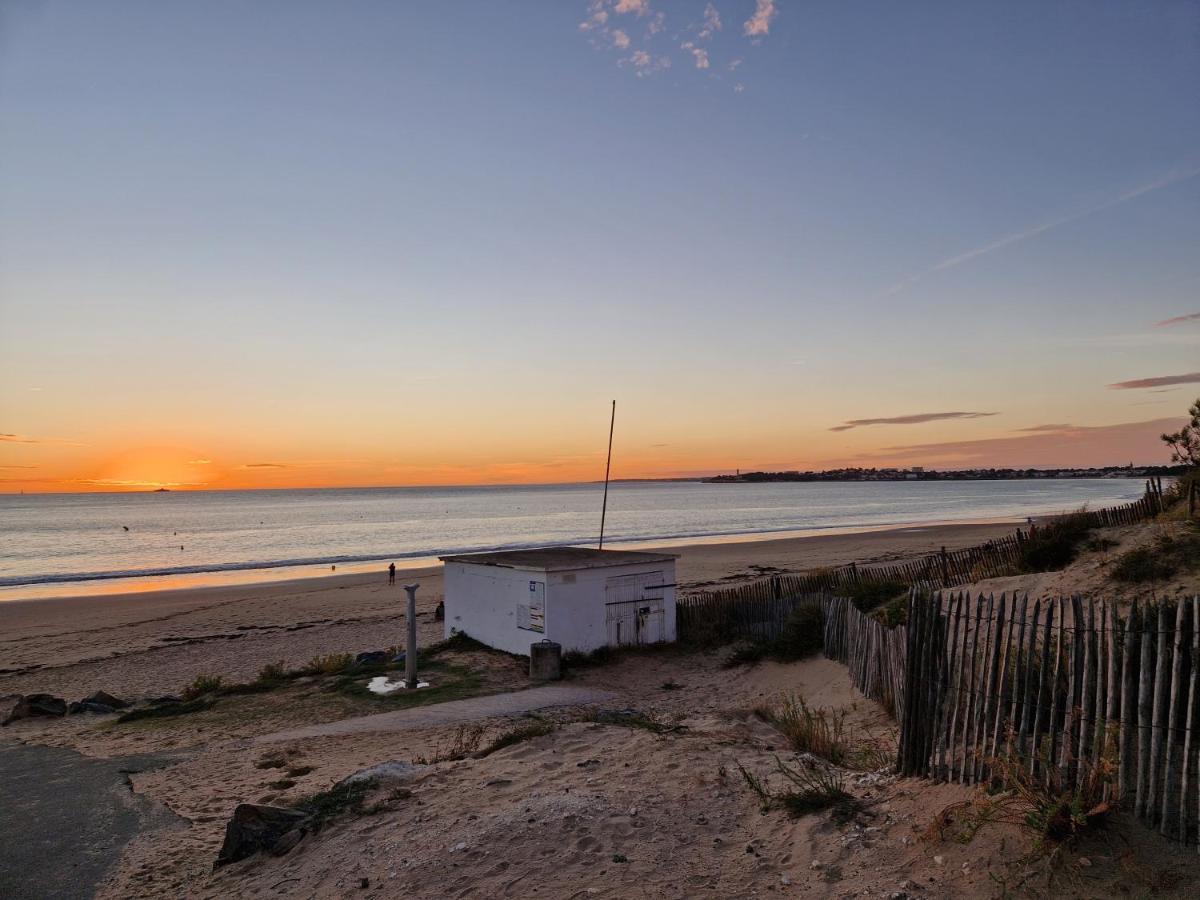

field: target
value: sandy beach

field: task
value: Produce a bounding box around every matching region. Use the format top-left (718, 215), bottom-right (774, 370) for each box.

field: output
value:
top-left (0, 521), bottom-right (1017, 698)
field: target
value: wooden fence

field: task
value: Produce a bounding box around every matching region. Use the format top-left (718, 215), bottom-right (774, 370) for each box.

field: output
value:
top-left (823, 594), bottom-right (907, 719)
top-left (675, 586), bottom-right (823, 647)
top-left (679, 480), bottom-right (1166, 609)
top-left (894, 593), bottom-right (1200, 846)
top-left (679, 581), bottom-right (1200, 846)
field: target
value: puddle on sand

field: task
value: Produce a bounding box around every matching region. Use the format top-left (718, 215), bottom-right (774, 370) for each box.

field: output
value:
top-left (367, 676), bottom-right (430, 694)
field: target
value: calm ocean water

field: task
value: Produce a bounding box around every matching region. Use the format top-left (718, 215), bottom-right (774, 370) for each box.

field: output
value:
top-left (0, 479), bottom-right (1147, 597)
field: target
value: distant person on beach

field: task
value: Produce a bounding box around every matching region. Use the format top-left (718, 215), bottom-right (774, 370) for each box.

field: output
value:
top-left (388, 562), bottom-right (396, 584)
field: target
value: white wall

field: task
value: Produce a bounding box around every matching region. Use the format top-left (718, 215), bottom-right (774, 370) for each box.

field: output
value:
top-left (444, 559), bottom-right (676, 655)
top-left (548, 561), bottom-right (676, 652)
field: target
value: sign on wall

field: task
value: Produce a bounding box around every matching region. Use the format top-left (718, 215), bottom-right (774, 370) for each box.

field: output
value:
top-left (517, 580), bottom-right (545, 633)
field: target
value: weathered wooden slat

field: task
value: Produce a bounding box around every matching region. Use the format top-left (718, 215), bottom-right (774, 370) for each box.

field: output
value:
top-left (1149, 602), bottom-right (1172, 826)
top-left (1162, 599), bottom-right (1188, 836)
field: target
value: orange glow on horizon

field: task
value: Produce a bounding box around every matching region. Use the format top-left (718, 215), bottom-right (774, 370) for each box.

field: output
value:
top-left (0, 412), bottom-right (1184, 493)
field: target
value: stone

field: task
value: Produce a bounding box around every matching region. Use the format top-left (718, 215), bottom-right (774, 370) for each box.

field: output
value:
top-left (339, 761), bottom-right (419, 786)
top-left (68, 700), bottom-right (118, 715)
top-left (2, 693), bottom-right (67, 725)
top-left (933, 855), bottom-right (944, 866)
top-left (84, 690), bottom-right (130, 709)
top-left (269, 828), bottom-right (306, 856)
top-left (216, 804), bottom-right (312, 866)
top-left (1077, 856), bottom-right (1092, 867)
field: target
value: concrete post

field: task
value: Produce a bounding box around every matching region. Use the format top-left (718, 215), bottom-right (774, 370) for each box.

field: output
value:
top-left (404, 583), bottom-right (419, 688)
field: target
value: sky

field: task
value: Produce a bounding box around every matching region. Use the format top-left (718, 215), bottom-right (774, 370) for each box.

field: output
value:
top-left (1, 0), bottom-right (1198, 492)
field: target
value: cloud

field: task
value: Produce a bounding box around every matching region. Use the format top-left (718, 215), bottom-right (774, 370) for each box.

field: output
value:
top-left (578, 1), bottom-right (608, 31)
top-left (188, 458), bottom-right (212, 465)
top-left (614, 0), bottom-right (648, 14)
top-left (1107, 372), bottom-right (1200, 390)
top-left (1015, 424), bottom-right (1077, 434)
top-left (1155, 312), bottom-right (1200, 327)
top-left (0, 464), bottom-right (38, 469)
top-left (698, 3), bottom-right (722, 39)
top-left (621, 49), bottom-right (670, 75)
top-left (829, 411), bottom-right (998, 432)
top-left (733, 82), bottom-right (745, 93)
top-left (681, 41), bottom-right (709, 68)
top-left (610, 28), bottom-right (630, 49)
top-left (744, 0), bottom-right (777, 36)
top-left (240, 462), bottom-right (290, 469)
top-left (849, 417), bottom-right (1183, 468)
top-left (646, 11), bottom-right (665, 35)
top-left (879, 165), bottom-right (1200, 299)
top-left (0, 433), bottom-right (84, 445)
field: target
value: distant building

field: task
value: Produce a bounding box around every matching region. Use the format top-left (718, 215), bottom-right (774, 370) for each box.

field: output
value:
top-left (439, 548), bottom-right (678, 655)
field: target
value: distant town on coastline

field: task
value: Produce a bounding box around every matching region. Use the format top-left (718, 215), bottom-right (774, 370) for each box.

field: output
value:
top-left (702, 464), bottom-right (1188, 483)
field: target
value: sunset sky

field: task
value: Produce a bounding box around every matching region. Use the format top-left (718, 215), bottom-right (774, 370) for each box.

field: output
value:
top-left (2, 1), bottom-right (1198, 492)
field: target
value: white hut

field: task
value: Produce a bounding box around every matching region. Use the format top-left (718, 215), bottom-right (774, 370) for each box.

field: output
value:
top-left (439, 547), bottom-right (678, 655)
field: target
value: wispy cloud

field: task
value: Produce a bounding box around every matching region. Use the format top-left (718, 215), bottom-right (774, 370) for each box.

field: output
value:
top-left (0, 433), bottom-right (84, 446)
top-left (1015, 424), bottom-right (1077, 434)
top-left (744, 0), bottom-right (777, 37)
top-left (1155, 312), bottom-right (1200, 327)
top-left (1107, 372), bottom-right (1200, 390)
top-left (879, 166), bottom-right (1200, 299)
top-left (829, 411), bottom-right (997, 432)
top-left (610, 28), bottom-right (630, 49)
top-left (241, 462), bottom-right (290, 469)
top-left (188, 458), bottom-right (213, 465)
top-left (0, 464), bottom-right (38, 469)
top-left (614, 0), bottom-right (648, 13)
top-left (698, 3), bottom-right (722, 39)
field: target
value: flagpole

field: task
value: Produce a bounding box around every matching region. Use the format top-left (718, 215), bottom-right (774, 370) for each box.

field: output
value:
top-left (598, 400), bottom-right (615, 549)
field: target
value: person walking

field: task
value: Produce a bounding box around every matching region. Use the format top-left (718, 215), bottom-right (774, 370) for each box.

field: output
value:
top-left (388, 562), bottom-right (396, 585)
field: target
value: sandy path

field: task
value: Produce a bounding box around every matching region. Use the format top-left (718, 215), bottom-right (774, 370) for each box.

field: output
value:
top-left (256, 685), bottom-right (616, 743)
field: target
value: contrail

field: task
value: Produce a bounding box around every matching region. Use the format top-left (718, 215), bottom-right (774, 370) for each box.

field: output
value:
top-left (878, 165), bottom-right (1200, 299)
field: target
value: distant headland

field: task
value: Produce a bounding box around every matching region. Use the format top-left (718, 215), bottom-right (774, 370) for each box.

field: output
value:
top-left (703, 464), bottom-right (1187, 483)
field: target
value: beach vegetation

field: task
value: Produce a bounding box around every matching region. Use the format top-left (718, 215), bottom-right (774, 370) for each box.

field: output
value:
top-left (304, 653), bottom-right (355, 675)
top-left (415, 722), bottom-right (488, 763)
top-left (845, 579), bottom-right (908, 615)
top-left (738, 757), bottom-right (856, 820)
top-left (928, 740), bottom-right (1116, 850)
top-left (115, 697), bottom-right (215, 723)
top-left (1110, 526), bottom-right (1200, 582)
top-left (1160, 397), bottom-right (1200, 468)
top-left (1017, 510), bottom-right (1094, 572)
top-left (256, 661), bottom-right (288, 683)
top-left (291, 778), bottom-right (377, 832)
top-left (478, 721), bottom-right (557, 756)
top-left (181, 673), bottom-right (225, 701)
top-left (582, 708), bottom-right (685, 734)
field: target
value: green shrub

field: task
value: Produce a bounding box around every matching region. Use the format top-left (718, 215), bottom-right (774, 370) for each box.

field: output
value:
top-left (1019, 512), bottom-right (1094, 573)
top-left (1110, 528), bottom-right (1200, 583)
top-left (844, 579), bottom-right (908, 614)
top-left (256, 661), bottom-right (288, 683)
top-left (772, 603), bottom-right (824, 660)
top-left (305, 653), bottom-right (354, 675)
top-left (479, 722), bottom-right (556, 756)
top-left (116, 698), bottom-right (214, 723)
top-left (181, 674), bottom-right (224, 701)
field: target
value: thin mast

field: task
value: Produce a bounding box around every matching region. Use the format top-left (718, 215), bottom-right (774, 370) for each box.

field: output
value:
top-left (598, 400), bottom-right (616, 549)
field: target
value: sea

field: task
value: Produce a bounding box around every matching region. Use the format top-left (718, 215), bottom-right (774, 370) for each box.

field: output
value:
top-left (0, 479), bottom-right (1147, 599)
